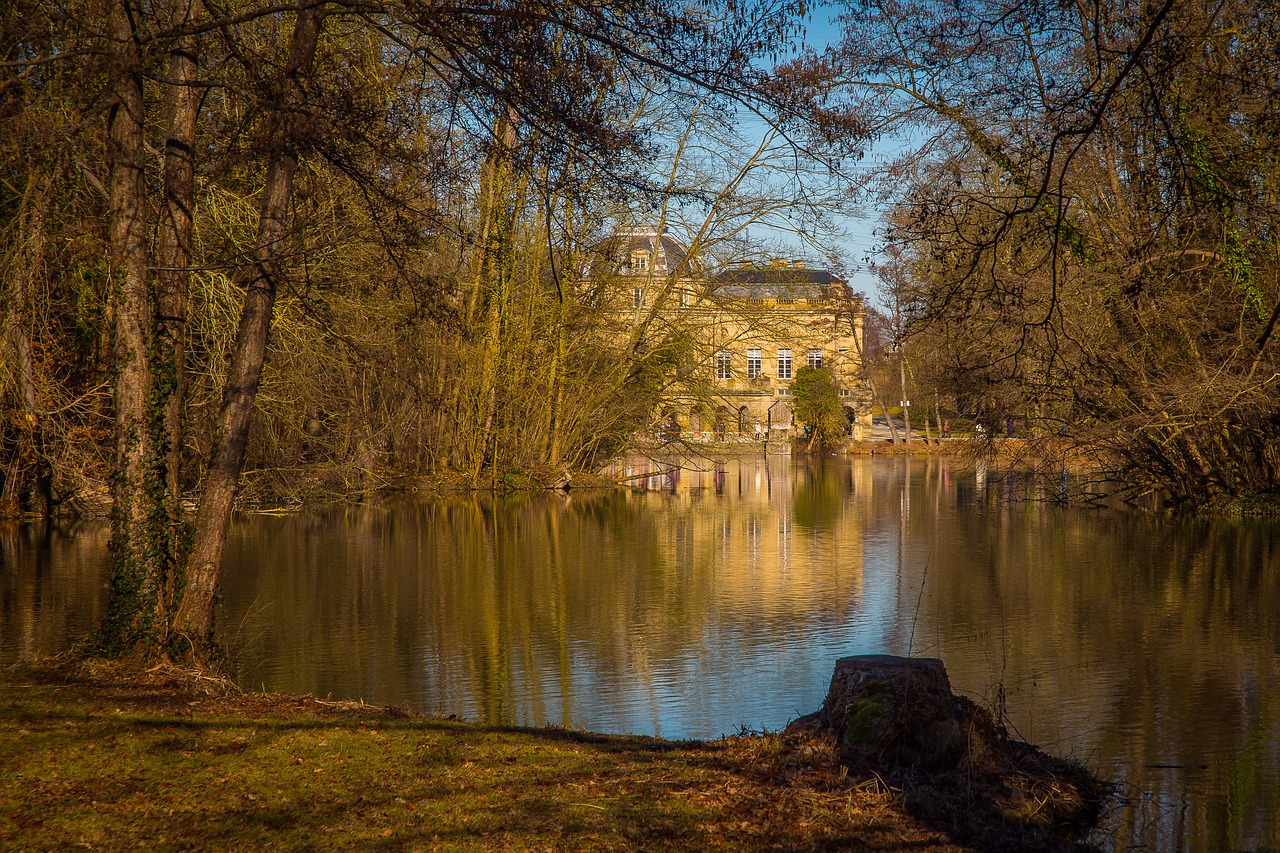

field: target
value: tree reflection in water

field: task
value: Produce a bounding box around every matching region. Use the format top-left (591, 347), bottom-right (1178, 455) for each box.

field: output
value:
top-left (2, 456), bottom-right (1277, 850)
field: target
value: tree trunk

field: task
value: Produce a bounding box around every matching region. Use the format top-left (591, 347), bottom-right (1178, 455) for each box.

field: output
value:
top-left (547, 310), bottom-right (567, 467)
top-left (471, 110), bottom-right (518, 486)
top-left (173, 4), bottom-right (325, 645)
top-left (848, 310), bottom-right (900, 445)
top-left (100, 0), bottom-right (178, 653)
top-left (156, 0), bottom-right (199, 501)
top-left (899, 351), bottom-right (911, 444)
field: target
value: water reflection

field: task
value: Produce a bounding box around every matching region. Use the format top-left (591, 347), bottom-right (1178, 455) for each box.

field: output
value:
top-left (2, 455), bottom-right (1278, 851)
top-left (220, 455), bottom-right (878, 740)
top-left (0, 520), bottom-right (109, 660)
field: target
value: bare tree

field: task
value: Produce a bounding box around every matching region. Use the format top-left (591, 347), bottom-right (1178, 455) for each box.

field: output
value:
top-left (783, 0), bottom-right (1280, 505)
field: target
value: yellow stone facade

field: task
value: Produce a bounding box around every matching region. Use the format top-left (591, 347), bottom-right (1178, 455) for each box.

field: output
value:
top-left (602, 228), bottom-right (872, 441)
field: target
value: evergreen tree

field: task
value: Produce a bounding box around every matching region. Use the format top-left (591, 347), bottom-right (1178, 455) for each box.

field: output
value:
top-left (791, 366), bottom-right (845, 449)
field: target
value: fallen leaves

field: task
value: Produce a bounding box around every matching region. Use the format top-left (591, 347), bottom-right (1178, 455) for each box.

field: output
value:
top-left (1, 661), bottom-right (968, 851)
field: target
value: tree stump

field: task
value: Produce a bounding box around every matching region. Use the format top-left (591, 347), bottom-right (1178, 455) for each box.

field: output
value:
top-left (810, 655), bottom-right (970, 771)
top-left (792, 654), bottom-right (1112, 849)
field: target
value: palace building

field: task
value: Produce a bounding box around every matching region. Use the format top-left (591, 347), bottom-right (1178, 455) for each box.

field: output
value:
top-left (600, 227), bottom-right (872, 441)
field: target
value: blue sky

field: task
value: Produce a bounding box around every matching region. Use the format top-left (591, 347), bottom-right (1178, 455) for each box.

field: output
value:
top-left (750, 2), bottom-right (899, 308)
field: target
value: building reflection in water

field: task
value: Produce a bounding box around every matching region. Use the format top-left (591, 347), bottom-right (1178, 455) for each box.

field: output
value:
top-left (4, 454), bottom-right (1279, 852)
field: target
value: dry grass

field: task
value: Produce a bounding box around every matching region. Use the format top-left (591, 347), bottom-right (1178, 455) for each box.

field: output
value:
top-left (1, 659), bottom-right (970, 851)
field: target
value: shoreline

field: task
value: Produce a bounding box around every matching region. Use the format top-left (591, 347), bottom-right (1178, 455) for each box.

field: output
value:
top-left (1, 658), bottom-right (984, 851)
top-left (4, 446), bottom-right (1275, 522)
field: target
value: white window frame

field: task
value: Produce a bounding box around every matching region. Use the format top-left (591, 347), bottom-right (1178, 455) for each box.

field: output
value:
top-left (632, 287), bottom-right (644, 309)
top-left (807, 349), bottom-right (823, 370)
top-left (715, 350), bottom-right (732, 380)
top-left (746, 348), bottom-right (762, 378)
top-left (777, 348), bottom-right (793, 380)
top-left (631, 252), bottom-right (649, 271)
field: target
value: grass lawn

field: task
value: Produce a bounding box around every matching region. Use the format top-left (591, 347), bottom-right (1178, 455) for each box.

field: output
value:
top-left (0, 660), bottom-right (967, 851)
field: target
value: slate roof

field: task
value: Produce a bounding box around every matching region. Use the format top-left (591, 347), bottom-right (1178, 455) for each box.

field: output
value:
top-left (712, 265), bottom-right (848, 299)
top-left (596, 229), bottom-right (695, 276)
top-left (589, 230), bottom-right (850, 297)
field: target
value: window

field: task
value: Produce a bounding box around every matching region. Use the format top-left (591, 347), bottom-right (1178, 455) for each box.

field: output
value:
top-left (776, 388), bottom-right (793, 396)
top-left (839, 389), bottom-right (852, 397)
top-left (631, 252), bottom-right (649, 271)
top-left (679, 289), bottom-right (692, 308)
top-left (716, 350), bottom-right (732, 380)
top-left (747, 348), bottom-right (762, 378)
top-left (632, 287), bottom-right (644, 309)
top-left (808, 349), bottom-right (823, 370)
top-left (777, 348), bottom-right (792, 380)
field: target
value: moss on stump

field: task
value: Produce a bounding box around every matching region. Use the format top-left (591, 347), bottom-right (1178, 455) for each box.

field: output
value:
top-left (791, 654), bottom-right (1112, 852)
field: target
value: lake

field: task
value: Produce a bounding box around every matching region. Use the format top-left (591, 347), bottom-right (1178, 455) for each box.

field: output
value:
top-left (2, 454), bottom-right (1277, 851)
